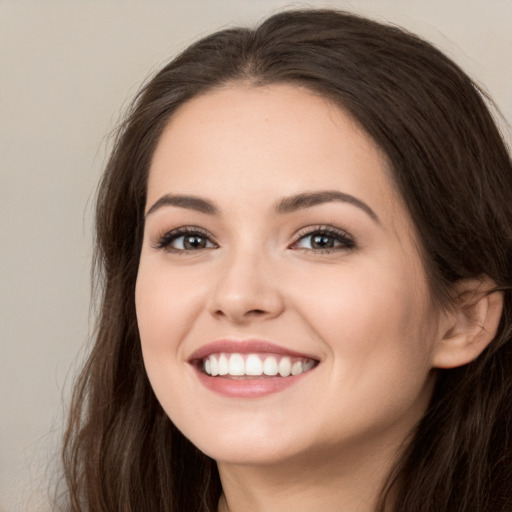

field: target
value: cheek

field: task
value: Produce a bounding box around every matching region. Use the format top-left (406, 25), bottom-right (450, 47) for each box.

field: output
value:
top-left (135, 258), bottom-right (206, 413)
top-left (296, 283), bottom-right (436, 441)
top-left (294, 259), bottom-right (436, 391)
top-left (135, 255), bottom-right (202, 322)
top-left (298, 258), bottom-right (429, 338)
top-left (135, 257), bottom-right (204, 345)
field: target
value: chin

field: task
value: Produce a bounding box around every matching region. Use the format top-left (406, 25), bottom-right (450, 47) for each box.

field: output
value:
top-left (181, 421), bottom-right (308, 466)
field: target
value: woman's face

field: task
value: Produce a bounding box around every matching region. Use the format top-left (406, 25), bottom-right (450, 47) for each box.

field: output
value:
top-left (136, 84), bottom-right (443, 467)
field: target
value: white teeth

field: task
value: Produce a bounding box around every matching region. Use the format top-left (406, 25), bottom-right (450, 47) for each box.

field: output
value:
top-left (303, 359), bottom-right (315, 372)
top-left (291, 361), bottom-right (303, 376)
top-left (278, 357), bottom-right (292, 377)
top-left (263, 356), bottom-right (279, 376)
top-left (210, 355), bottom-right (219, 376)
top-left (202, 353), bottom-right (315, 377)
top-left (245, 354), bottom-right (263, 376)
top-left (218, 353), bottom-right (229, 375)
top-left (229, 353), bottom-right (245, 375)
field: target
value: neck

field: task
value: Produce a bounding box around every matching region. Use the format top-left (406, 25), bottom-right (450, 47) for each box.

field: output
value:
top-left (216, 438), bottom-right (400, 512)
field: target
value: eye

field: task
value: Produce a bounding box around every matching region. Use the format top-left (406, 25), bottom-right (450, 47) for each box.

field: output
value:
top-left (291, 226), bottom-right (355, 252)
top-left (152, 227), bottom-right (217, 253)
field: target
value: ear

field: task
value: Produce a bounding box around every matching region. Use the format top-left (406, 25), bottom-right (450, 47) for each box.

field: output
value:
top-left (432, 277), bottom-right (503, 369)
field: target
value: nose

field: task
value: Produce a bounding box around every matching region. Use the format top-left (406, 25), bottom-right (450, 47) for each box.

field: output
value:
top-left (207, 248), bottom-right (285, 324)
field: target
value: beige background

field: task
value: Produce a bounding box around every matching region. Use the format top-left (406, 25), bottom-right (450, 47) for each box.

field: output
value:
top-left (1, 1), bottom-right (511, 510)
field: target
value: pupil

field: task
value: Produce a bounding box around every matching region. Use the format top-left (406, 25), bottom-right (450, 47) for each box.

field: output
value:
top-left (312, 234), bottom-right (334, 248)
top-left (184, 236), bottom-right (205, 249)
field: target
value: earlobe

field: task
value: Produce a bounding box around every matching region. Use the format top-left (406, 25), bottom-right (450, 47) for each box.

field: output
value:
top-left (432, 277), bottom-right (504, 369)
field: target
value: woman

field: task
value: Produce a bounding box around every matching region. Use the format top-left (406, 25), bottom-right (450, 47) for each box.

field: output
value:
top-left (61, 9), bottom-right (512, 512)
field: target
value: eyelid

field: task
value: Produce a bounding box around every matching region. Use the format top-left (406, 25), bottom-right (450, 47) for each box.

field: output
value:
top-left (289, 225), bottom-right (356, 251)
top-left (150, 226), bottom-right (218, 252)
top-left (150, 224), bottom-right (355, 253)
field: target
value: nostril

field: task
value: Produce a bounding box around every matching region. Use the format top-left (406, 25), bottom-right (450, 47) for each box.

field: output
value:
top-left (209, 286), bottom-right (285, 322)
top-left (215, 309), bottom-right (266, 315)
top-left (213, 308), bottom-right (269, 321)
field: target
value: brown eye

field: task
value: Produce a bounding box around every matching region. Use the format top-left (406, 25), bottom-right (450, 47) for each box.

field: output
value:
top-left (310, 234), bottom-right (336, 249)
top-left (153, 227), bottom-right (217, 252)
top-left (292, 228), bottom-right (355, 252)
top-left (181, 235), bottom-right (209, 250)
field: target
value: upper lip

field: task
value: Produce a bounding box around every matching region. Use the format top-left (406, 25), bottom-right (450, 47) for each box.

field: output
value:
top-left (188, 339), bottom-right (320, 362)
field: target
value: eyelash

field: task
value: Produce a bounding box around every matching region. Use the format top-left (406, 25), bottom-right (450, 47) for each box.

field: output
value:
top-left (151, 226), bottom-right (217, 253)
top-left (151, 225), bottom-right (355, 254)
top-left (290, 225), bottom-right (355, 253)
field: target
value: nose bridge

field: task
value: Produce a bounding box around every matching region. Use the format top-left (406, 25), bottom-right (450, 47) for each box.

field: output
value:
top-left (208, 237), bottom-right (283, 323)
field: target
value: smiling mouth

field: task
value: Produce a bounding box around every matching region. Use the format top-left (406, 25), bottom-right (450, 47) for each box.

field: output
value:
top-left (200, 353), bottom-right (318, 378)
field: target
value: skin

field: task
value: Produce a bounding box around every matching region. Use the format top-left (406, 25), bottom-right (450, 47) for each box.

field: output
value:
top-left (135, 84), bottom-right (454, 511)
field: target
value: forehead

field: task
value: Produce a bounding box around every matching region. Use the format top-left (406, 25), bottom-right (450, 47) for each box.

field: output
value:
top-left (148, 84), bottom-right (399, 210)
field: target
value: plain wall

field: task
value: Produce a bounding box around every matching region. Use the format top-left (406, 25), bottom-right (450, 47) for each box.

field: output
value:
top-left (1, 1), bottom-right (511, 510)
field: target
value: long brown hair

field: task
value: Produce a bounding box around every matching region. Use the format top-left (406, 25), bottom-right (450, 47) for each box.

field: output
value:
top-left (60, 9), bottom-right (512, 511)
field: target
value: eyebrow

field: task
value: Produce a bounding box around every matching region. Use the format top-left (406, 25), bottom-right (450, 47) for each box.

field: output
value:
top-left (145, 190), bottom-right (379, 223)
top-left (274, 190), bottom-right (379, 223)
top-left (146, 194), bottom-right (219, 217)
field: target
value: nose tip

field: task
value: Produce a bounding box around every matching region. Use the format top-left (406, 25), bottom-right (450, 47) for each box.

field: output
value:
top-left (207, 256), bottom-right (284, 324)
top-left (210, 289), bottom-right (284, 324)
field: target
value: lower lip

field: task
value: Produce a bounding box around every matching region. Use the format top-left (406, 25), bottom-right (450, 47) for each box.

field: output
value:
top-left (193, 367), bottom-right (313, 398)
